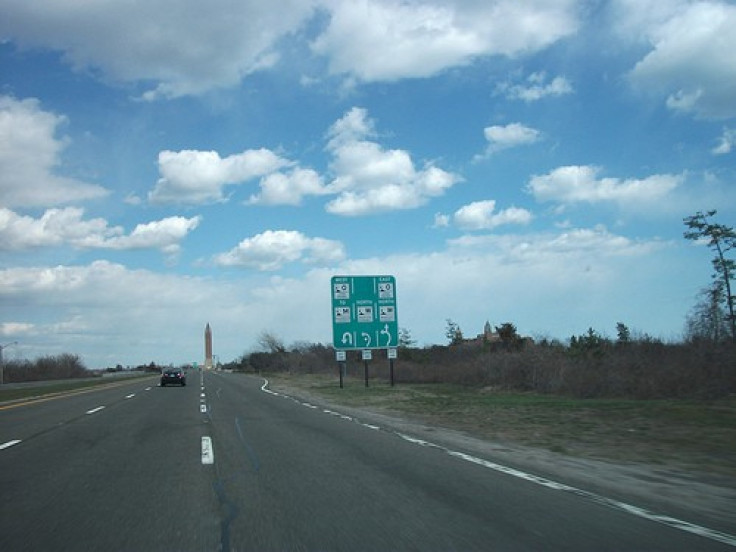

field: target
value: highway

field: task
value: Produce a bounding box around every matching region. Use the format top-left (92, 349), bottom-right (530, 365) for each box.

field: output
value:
top-left (1, 371), bottom-right (734, 551)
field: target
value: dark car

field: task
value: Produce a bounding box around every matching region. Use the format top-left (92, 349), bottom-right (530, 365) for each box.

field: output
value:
top-left (161, 368), bottom-right (186, 386)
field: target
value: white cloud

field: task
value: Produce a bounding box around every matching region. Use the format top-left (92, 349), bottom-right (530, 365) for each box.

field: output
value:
top-left (149, 148), bottom-right (292, 205)
top-left (0, 207), bottom-right (200, 256)
top-left (495, 72), bottom-right (573, 102)
top-left (528, 165), bottom-right (683, 207)
top-left (452, 200), bottom-right (533, 230)
top-left (622, 1), bottom-right (736, 119)
top-left (324, 108), bottom-right (461, 215)
top-left (0, 224), bottom-right (692, 368)
top-left (213, 230), bottom-right (346, 271)
top-left (0, 207), bottom-right (114, 249)
top-left (0, 96), bottom-right (108, 208)
top-left (447, 224), bottom-right (659, 261)
top-left (476, 122), bottom-right (541, 159)
top-left (0, 322), bottom-right (35, 337)
top-left (433, 212), bottom-right (451, 228)
top-left (85, 216), bottom-right (202, 256)
top-left (1, 1), bottom-right (581, 95)
top-left (248, 168), bottom-right (330, 205)
top-left (712, 127), bottom-right (736, 155)
top-left (0, 0), bottom-right (318, 99)
top-left (312, 0), bottom-right (580, 83)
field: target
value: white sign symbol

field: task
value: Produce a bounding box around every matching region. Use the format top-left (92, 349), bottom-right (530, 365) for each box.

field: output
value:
top-left (361, 332), bottom-right (372, 346)
top-left (380, 324), bottom-right (392, 346)
top-left (342, 332), bottom-right (353, 345)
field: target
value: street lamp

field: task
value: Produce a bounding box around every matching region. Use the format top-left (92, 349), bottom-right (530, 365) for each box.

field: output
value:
top-left (0, 342), bottom-right (18, 385)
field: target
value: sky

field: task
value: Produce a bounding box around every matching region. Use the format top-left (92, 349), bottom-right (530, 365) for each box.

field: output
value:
top-left (1, 0), bottom-right (735, 370)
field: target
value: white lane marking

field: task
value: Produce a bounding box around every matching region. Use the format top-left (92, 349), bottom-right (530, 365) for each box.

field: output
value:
top-left (125, 394), bottom-right (135, 399)
top-left (145, 387), bottom-right (152, 391)
top-left (200, 404), bottom-right (207, 413)
top-left (86, 406), bottom-right (105, 415)
top-left (259, 378), bottom-right (736, 548)
top-left (201, 436), bottom-right (214, 465)
top-left (0, 439), bottom-right (22, 450)
top-left (397, 433), bottom-right (442, 449)
top-left (449, 451), bottom-right (736, 546)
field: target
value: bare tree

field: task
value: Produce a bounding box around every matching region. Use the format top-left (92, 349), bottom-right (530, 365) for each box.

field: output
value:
top-left (445, 319), bottom-right (463, 345)
top-left (685, 283), bottom-right (729, 343)
top-left (684, 210), bottom-right (736, 341)
top-left (257, 331), bottom-right (286, 353)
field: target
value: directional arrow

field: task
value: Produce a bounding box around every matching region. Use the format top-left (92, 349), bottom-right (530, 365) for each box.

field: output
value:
top-left (342, 332), bottom-right (353, 345)
top-left (380, 324), bottom-right (392, 346)
top-left (361, 332), bottom-right (372, 347)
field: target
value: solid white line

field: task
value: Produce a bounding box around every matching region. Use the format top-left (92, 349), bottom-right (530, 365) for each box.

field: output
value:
top-left (258, 377), bottom-right (736, 548)
top-left (86, 406), bottom-right (105, 415)
top-left (0, 439), bottom-right (22, 450)
top-left (447, 451), bottom-right (736, 546)
top-left (201, 436), bottom-right (214, 465)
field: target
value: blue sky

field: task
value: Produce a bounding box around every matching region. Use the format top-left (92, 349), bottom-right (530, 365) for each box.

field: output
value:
top-left (1, 0), bottom-right (735, 369)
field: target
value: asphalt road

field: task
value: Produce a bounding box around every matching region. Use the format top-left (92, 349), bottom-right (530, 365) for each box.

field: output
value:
top-left (0, 371), bottom-right (733, 551)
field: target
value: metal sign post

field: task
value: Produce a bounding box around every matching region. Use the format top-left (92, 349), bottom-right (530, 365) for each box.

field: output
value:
top-left (362, 349), bottom-right (372, 387)
top-left (335, 350), bottom-right (346, 388)
top-left (388, 347), bottom-right (397, 387)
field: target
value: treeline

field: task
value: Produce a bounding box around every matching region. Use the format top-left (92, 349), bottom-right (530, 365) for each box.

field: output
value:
top-left (2, 354), bottom-right (91, 383)
top-left (225, 336), bottom-right (736, 400)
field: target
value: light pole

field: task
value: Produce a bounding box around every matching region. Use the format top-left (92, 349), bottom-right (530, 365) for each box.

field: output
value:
top-left (0, 342), bottom-right (18, 385)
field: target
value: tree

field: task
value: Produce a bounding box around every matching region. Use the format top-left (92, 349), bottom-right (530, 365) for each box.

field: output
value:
top-left (398, 327), bottom-right (416, 348)
top-left (684, 210), bottom-right (736, 341)
top-left (495, 322), bottom-right (521, 350)
top-left (257, 331), bottom-right (286, 353)
top-left (616, 322), bottom-right (631, 345)
top-left (445, 319), bottom-right (464, 345)
top-left (685, 282), bottom-right (729, 343)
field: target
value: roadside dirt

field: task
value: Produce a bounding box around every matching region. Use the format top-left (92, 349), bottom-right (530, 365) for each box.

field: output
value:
top-left (266, 376), bottom-right (736, 535)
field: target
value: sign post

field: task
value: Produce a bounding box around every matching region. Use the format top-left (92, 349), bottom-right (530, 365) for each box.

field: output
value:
top-left (331, 275), bottom-right (398, 387)
top-left (335, 350), bottom-right (346, 388)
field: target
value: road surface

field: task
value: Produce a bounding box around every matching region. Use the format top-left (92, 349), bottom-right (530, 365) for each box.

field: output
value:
top-left (1, 371), bottom-right (734, 551)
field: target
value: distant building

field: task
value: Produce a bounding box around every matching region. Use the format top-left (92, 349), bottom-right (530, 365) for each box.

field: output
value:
top-left (465, 321), bottom-right (501, 346)
top-left (204, 323), bottom-right (212, 369)
top-left (466, 320), bottom-right (533, 348)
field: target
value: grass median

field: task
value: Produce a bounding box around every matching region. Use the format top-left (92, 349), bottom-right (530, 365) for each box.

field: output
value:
top-left (265, 372), bottom-right (736, 478)
top-left (0, 374), bottom-right (155, 404)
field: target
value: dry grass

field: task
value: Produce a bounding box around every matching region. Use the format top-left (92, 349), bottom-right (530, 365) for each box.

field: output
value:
top-left (266, 373), bottom-right (736, 478)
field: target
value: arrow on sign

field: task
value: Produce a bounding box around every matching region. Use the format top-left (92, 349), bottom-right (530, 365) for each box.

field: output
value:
top-left (342, 332), bottom-right (353, 346)
top-left (380, 324), bottom-right (392, 346)
top-left (361, 332), bottom-right (372, 347)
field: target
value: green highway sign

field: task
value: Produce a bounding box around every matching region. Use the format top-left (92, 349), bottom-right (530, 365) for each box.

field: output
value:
top-left (331, 275), bottom-right (398, 350)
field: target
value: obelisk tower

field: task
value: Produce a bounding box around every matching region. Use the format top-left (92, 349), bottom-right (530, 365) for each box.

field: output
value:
top-left (204, 323), bottom-right (213, 369)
